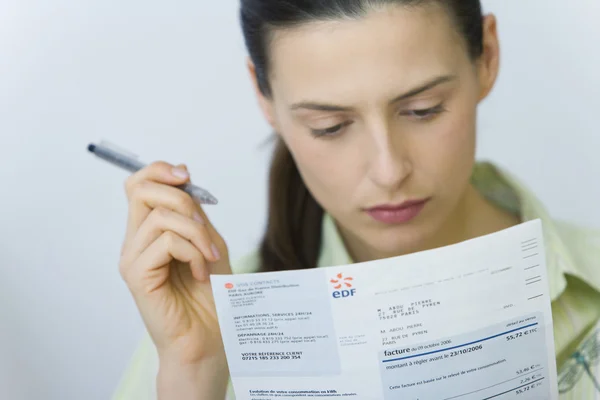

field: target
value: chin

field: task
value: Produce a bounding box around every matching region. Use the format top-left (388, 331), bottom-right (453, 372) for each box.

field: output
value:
top-left (363, 202), bottom-right (454, 258)
top-left (366, 225), bottom-right (432, 258)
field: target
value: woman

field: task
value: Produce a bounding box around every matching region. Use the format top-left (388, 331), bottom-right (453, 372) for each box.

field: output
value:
top-left (113, 1), bottom-right (600, 399)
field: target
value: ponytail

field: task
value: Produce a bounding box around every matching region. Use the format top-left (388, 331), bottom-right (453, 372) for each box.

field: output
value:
top-left (259, 138), bottom-right (324, 272)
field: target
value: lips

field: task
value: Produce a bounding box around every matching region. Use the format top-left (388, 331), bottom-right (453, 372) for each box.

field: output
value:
top-left (365, 198), bottom-right (430, 224)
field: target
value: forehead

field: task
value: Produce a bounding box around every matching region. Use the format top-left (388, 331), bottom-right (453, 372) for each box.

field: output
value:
top-left (267, 5), bottom-right (466, 103)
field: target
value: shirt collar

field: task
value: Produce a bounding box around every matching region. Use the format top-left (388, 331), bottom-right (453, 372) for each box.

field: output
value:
top-left (317, 213), bottom-right (353, 268)
top-left (316, 161), bottom-right (595, 302)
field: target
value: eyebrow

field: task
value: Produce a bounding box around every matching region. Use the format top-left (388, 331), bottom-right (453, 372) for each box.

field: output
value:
top-left (290, 75), bottom-right (456, 112)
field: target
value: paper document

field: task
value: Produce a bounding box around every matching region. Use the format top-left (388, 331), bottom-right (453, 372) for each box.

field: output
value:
top-left (212, 220), bottom-right (559, 399)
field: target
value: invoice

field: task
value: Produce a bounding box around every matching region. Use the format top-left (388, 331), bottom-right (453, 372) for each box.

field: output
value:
top-left (212, 220), bottom-right (558, 399)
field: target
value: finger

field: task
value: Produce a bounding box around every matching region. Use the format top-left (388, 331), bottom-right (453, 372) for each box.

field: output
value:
top-left (125, 181), bottom-right (201, 244)
top-left (191, 205), bottom-right (229, 275)
top-left (125, 207), bottom-right (219, 264)
top-left (129, 231), bottom-right (208, 289)
top-left (168, 187), bottom-right (227, 267)
top-left (124, 161), bottom-right (190, 200)
top-left (190, 202), bottom-right (224, 249)
top-left (122, 161), bottom-right (190, 240)
top-left (163, 201), bottom-right (230, 278)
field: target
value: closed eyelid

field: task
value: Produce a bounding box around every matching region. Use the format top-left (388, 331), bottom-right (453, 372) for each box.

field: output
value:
top-left (401, 86), bottom-right (452, 106)
top-left (295, 112), bottom-right (348, 126)
top-left (398, 93), bottom-right (446, 107)
top-left (293, 109), bottom-right (350, 120)
top-left (398, 103), bottom-right (437, 112)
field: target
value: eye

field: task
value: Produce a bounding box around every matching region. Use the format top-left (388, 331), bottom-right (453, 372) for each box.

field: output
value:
top-left (310, 121), bottom-right (352, 138)
top-left (401, 104), bottom-right (446, 121)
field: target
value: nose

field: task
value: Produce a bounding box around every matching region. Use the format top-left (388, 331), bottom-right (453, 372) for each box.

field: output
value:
top-left (367, 128), bottom-right (413, 190)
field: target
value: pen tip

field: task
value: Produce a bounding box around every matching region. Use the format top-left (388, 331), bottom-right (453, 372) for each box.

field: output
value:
top-left (88, 144), bottom-right (96, 153)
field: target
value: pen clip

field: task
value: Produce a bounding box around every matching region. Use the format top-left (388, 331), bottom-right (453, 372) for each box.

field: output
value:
top-left (99, 140), bottom-right (139, 159)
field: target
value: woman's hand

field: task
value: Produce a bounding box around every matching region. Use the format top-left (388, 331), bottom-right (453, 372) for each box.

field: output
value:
top-left (119, 162), bottom-right (231, 398)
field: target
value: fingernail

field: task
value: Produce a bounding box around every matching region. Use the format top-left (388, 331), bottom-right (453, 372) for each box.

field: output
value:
top-left (172, 167), bottom-right (189, 179)
top-left (211, 243), bottom-right (221, 261)
top-left (193, 212), bottom-right (204, 224)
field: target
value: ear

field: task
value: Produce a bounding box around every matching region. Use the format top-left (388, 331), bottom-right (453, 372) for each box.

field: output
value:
top-left (477, 14), bottom-right (500, 102)
top-left (246, 57), bottom-right (277, 130)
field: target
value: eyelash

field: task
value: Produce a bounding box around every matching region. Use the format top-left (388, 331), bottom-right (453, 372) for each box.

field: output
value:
top-left (401, 103), bottom-right (447, 120)
top-left (310, 103), bottom-right (447, 138)
top-left (310, 121), bottom-right (352, 138)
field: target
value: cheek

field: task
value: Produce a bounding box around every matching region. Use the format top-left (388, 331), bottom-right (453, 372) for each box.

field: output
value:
top-left (439, 109), bottom-right (476, 163)
top-left (413, 102), bottom-right (477, 191)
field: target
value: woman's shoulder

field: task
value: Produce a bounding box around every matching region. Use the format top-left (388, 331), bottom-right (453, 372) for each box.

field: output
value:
top-left (553, 219), bottom-right (600, 266)
top-left (551, 218), bottom-right (600, 295)
top-left (554, 218), bottom-right (600, 237)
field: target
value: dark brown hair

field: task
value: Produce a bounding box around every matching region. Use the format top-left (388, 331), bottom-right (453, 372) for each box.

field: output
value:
top-left (259, 138), bottom-right (324, 272)
top-left (239, 0), bottom-right (484, 272)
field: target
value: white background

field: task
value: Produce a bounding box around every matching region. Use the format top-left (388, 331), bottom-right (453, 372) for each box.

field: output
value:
top-left (0, 1), bottom-right (598, 399)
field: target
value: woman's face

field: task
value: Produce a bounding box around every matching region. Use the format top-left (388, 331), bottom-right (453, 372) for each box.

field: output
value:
top-left (252, 4), bottom-right (499, 259)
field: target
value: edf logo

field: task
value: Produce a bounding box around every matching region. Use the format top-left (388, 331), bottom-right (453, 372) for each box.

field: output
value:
top-left (330, 273), bottom-right (356, 299)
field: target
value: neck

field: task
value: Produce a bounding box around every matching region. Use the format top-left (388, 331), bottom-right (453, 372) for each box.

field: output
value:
top-left (343, 183), bottom-right (521, 263)
top-left (430, 183), bottom-right (521, 250)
